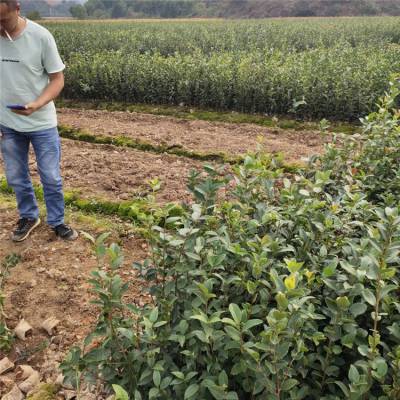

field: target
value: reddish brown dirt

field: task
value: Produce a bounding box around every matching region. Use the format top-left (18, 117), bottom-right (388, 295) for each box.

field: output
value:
top-left (58, 108), bottom-right (328, 163)
top-left (0, 202), bottom-right (149, 396)
top-left (0, 138), bottom-right (204, 203)
top-left (0, 109), bottom-right (328, 205)
top-left (58, 139), bottom-right (203, 203)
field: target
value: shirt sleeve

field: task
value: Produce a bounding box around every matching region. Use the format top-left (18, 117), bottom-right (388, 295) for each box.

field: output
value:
top-left (42, 33), bottom-right (65, 74)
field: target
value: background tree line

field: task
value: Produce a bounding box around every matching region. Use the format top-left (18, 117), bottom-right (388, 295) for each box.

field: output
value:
top-left (69, 0), bottom-right (400, 19)
top-left (19, 0), bottom-right (400, 19)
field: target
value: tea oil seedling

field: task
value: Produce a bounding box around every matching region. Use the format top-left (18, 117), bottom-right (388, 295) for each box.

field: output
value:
top-left (60, 79), bottom-right (400, 399)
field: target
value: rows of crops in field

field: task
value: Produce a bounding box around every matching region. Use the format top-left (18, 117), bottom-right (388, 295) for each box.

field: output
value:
top-left (47, 17), bottom-right (400, 120)
top-left (58, 79), bottom-right (400, 399)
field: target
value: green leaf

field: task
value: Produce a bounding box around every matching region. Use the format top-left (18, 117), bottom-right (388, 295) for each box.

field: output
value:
top-left (341, 333), bottom-right (356, 348)
top-left (229, 303), bottom-right (242, 324)
top-left (186, 372), bottom-right (198, 380)
top-left (299, 189), bottom-right (310, 197)
top-left (134, 390), bottom-right (142, 400)
top-left (335, 381), bottom-right (350, 397)
top-left (207, 253), bottom-right (226, 267)
top-left (191, 204), bottom-right (202, 221)
top-left (284, 258), bottom-right (304, 273)
top-left (190, 313), bottom-right (209, 324)
top-left (169, 239), bottom-right (185, 247)
top-left (336, 296), bottom-right (350, 310)
top-left (205, 382), bottom-right (226, 399)
top-left (193, 330), bottom-right (210, 343)
top-left (350, 303), bottom-right (367, 317)
top-left (153, 321), bottom-right (168, 328)
top-left (149, 388), bottom-right (160, 399)
top-left (245, 346), bottom-right (260, 362)
top-left (84, 347), bottom-right (109, 363)
top-left (221, 317), bottom-right (237, 327)
top-left (348, 365), bottom-right (360, 383)
top-left (243, 319), bottom-right (263, 331)
top-left (276, 342), bottom-right (291, 358)
top-left (218, 370), bottom-right (228, 386)
top-left (358, 345), bottom-right (369, 356)
top-left (186, 252), bottom-right (201, 261)
top-left (171, 371), bottom-right (184, 380)
top-left (117, 328), bottom-right (135, 342)
top-left (372, 357), bottom-right (388, 378)
top-left (184, 384), bottom-right (199, 399)
top-left (322, 264), bottom-right (336, 277)
top-left (276, 292), bottom-right (289, 309)
top-left (80, 231), bottom-right (95, 244)
top-left (284, 274), bottom-right (296, 290)
top-left (112, 385), bottom-right (129, 400)
top-left (96, 232), bottom-right (111, 245)
top-left (340, 261), bottom-right (357, 276)
top-left (224, 326), bottom-right (241, 341)
top-left (153, 370), bottom-right (161, 387)
top-left (149, 307), bottom-right (159, 323)
top-left (362, 289), bottom-right (376, 306)
top-left (246, 280), bottom-right (257, 295)
top-left (381, 284), bottom-right (397, 297)
top-left (281, 379), bottom-right (298, 391)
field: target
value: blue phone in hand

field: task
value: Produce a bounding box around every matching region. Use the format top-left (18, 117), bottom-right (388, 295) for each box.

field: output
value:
top-left (7, 104), bottom-right (27, 110)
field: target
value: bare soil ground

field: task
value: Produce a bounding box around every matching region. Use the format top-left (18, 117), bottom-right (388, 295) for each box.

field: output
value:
top-left (0, 138), bottom-right (204, 203)
top-left (0, 109), bottom-right (329, 205)
top-left (0, 201), bottom-right (149, 397)
top-left (58, 108), bottom-right (328, 163)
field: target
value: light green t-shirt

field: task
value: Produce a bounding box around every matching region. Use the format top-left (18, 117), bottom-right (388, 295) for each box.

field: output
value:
top-left (0, 19), bottom-right (65, 132)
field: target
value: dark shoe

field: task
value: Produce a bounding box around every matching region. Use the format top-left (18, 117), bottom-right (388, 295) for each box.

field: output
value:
top-left (53, 223), bottom-right (78, 241)
top-left (12, 217), bottom-right (41, 242)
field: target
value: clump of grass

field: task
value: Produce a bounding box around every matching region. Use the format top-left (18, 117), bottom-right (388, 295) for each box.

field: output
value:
top-left (26, 383), bottom-right (59, 400)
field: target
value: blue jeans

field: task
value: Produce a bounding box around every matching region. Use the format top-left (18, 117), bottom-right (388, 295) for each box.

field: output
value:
top-left (0, 125), bottom-right (64, 227)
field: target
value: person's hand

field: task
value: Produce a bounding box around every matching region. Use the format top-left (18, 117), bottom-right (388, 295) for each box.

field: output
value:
top-left (11, 101), bottom-right (41, 116)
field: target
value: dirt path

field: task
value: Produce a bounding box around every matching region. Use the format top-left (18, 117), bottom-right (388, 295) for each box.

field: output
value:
top-left (0, 201), bottom-right (148, 396)
top-left (58, 108), bottom-right (328, 163)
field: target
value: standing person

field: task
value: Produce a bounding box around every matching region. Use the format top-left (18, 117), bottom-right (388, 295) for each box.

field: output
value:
top-left (0, 0), bottom-right (77, 241)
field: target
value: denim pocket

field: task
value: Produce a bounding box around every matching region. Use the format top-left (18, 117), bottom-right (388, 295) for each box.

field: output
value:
top-left (0, 131), bottom-right (11, 141)
top-left (0, 125), bottom-right (13, 139)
